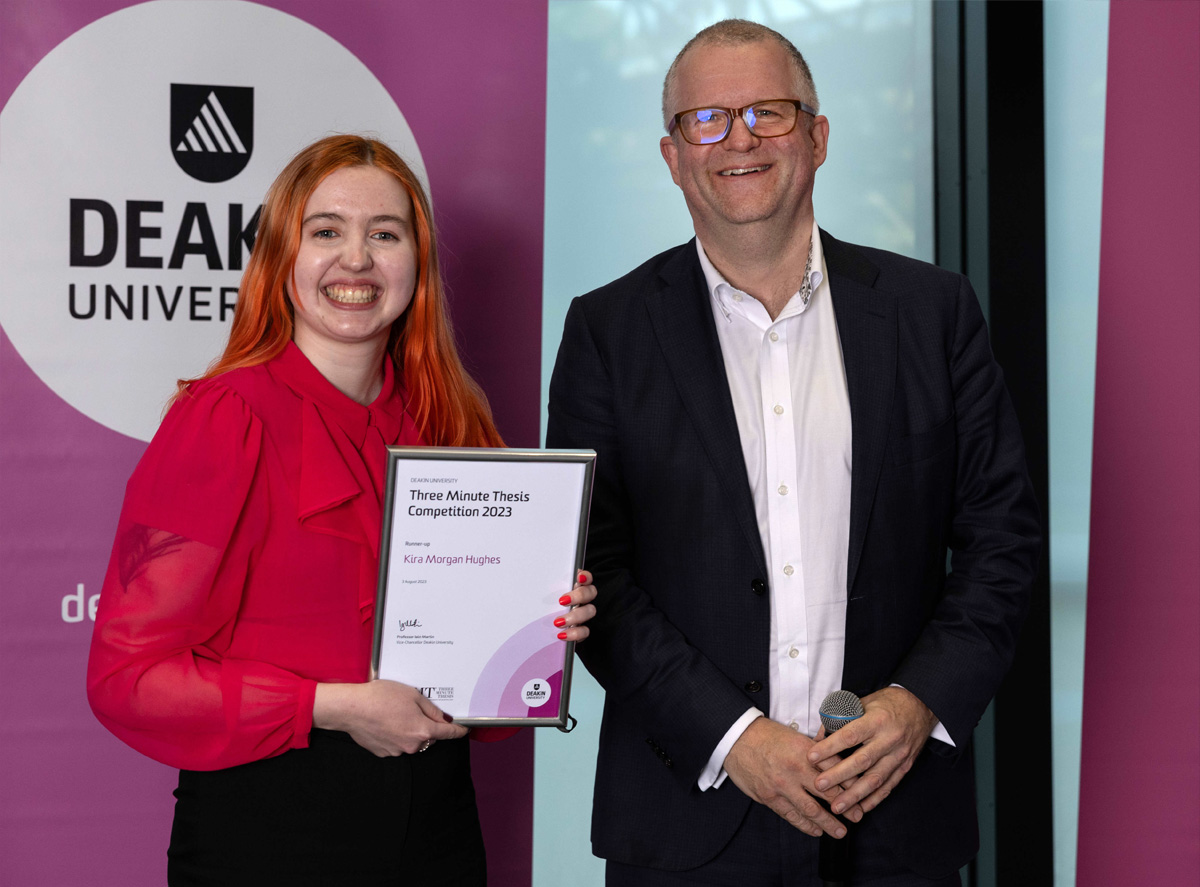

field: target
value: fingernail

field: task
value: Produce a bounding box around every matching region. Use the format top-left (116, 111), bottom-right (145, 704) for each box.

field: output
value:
top-left (832, 802), bottom-right (843, 814)
top-left (817, 779), bottom-right (828, 790)
top-left (577, 572), bottom-right (587, 584)
top-left (442, 712), bottom-right (454, 723)
top-left (553, 616), bottom-right (567, 628)
top-left (557, 631), bottom-right (568, 640)
top-left (559, 594), bottom-right (572, 605)
top-left (835, 827), bottom-right (846, 839)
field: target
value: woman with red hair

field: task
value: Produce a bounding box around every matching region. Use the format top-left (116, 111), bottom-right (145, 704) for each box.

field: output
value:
top-left (86, 135), bottom-right (595, 885)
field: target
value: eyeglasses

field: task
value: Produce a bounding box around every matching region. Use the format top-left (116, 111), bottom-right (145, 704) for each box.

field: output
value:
top-left (668, 99), bottom-right (817, 145)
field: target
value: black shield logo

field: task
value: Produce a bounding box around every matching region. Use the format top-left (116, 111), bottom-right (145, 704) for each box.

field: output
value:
top-left (171, 84), bottom-right (254, 183)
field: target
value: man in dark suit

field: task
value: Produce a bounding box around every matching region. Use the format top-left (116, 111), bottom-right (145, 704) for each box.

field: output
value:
top-left (547, 19), bottom-right (1039, 886)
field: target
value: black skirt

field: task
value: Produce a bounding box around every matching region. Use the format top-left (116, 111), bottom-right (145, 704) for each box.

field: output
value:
top-left (167, 729), bottom-right (486, 886)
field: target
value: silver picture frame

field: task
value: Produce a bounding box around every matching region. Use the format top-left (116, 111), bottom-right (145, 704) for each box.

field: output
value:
top-left (371, 446), bottom-right (596, 728)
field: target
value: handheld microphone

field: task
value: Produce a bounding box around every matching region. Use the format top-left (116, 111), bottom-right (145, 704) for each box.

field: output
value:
top-left (817, 690), bottom-right (864, 887)
top-left (819, 690), bottom-right (865, 735)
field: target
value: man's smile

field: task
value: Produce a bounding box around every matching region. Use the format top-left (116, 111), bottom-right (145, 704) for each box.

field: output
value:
top-left (719, 165), bottom-right (770, 176)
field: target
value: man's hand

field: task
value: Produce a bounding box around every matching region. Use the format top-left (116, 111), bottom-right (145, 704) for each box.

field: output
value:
top-left (806, 686), bottom-right (938, 815)
top-left (723, 717), bottom-right (863, 838)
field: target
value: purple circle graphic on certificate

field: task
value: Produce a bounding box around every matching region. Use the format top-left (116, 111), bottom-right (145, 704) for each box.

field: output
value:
top-left (470, 615), bottom-right (566, 717)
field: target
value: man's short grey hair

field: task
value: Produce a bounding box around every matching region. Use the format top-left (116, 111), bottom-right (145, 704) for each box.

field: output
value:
top-left (661, 19), bottom-right (820, 131)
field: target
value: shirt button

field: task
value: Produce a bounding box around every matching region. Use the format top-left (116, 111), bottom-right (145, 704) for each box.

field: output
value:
top-left (789, 721), bottom-right (800, 731)
top-left (777, 484), bottom-right (788, 496)
top-left (773, 404), bottom-right (784, 416)
top-left (783, 564), bottom-right (794, 576)
top-left (788, 646), bottom-right (799, 659)
top-left (733, 292), bottom-right (743, 302)
top-left (769, 331), bottom-right (779, 342)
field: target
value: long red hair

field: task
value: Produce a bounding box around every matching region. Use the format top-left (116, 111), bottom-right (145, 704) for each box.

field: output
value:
top-left (179, 135), bottom-right (503, 448)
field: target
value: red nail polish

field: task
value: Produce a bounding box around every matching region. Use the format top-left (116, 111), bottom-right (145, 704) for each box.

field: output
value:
top-left (577, 572), bottom-right (587, 584)
top-left (442, 712), bottom-right (454, 723)
top-left (557, 631), bottom-right (568, 640)
top-left (558, 594), bottom-right (572, 606)
top-left (553, 616), bottom-right (567, 628)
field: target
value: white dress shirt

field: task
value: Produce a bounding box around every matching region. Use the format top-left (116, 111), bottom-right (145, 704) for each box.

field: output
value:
top-left (696, 226), bottom-right (853, 789)
top-left (694, 226), bottom-right (952, 790)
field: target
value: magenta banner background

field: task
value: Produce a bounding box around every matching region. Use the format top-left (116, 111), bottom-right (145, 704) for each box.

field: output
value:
top-left (0, 1), bottom-right (546, 884)
top-left (1076, 1), bottom-right (1200, 882)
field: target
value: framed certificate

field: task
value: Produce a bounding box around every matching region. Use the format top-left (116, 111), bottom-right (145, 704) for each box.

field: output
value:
top-left (371, 447), bottom-right (596, 728)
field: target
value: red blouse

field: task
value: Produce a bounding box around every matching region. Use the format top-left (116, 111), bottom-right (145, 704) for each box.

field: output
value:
top-left (88, 343), bottom-right (427, 770)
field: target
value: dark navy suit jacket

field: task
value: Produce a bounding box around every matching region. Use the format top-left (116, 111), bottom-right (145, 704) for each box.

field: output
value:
top-left (546, 233), bottom-right (1040, 877)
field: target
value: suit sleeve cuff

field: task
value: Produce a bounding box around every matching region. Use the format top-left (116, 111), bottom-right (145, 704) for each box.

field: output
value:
top-left (929, 720), bottom-right (955, 747)
top-left (890, 683), bottom-right (956, 748)
top-left (698, 707), bottom-right (764, 791)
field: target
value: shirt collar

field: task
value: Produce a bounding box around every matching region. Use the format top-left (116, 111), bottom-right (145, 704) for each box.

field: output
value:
top-left (271, 341), bottom-right (404, 448)
top-left (697, 223), bottom-right (827, 322)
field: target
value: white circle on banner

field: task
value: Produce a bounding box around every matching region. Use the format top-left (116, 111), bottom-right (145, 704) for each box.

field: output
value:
top-left (521, 678), bottom-right (552, 707)
top-left (0, 0), bottom-right (426, 442)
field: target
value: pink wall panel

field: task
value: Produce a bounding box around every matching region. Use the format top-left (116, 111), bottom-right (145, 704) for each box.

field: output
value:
top-left (1077, 1), bottom-right (1200, 881)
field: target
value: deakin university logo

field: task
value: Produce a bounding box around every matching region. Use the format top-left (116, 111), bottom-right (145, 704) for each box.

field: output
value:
top-left (170, 84), bottom-right (254, 182)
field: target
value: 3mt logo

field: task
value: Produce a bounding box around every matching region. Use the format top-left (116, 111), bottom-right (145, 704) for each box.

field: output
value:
top-left (170, 84), bottom-right (254, 182)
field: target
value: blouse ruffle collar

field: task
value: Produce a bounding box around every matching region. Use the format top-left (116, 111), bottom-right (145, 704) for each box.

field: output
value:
top-left (267, 343), bottom-right (422, 624)
top-left (272, 340), bottom-right (404, 449)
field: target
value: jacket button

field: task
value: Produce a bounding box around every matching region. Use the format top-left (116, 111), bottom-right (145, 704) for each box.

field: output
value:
top-left (745, 680), bottom-right (762, 693)
top-left (750, 579), bottom-right (766, 596)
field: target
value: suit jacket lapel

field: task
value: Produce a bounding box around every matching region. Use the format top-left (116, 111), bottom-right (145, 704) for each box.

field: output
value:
top-left (644, 242), bottom-right (768, 578)
top-left (824, 233), bottom-right (897, 599)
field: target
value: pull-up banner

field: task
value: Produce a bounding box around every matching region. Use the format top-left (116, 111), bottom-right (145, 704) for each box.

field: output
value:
top-left (0, 2), bottom-right (547, 884)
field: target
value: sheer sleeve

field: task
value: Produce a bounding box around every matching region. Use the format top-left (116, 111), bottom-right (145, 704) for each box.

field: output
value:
top-left (87, 382), bottom-right (317, 771)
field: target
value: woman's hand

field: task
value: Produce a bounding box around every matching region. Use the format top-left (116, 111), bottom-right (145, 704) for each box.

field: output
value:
top-left (313, 680), bottom-right (469, 757)
top-left (555, 570), bottom-right (598, 642)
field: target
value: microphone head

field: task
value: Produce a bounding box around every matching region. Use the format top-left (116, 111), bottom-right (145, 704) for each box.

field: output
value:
top-left (819, 690), bottom-right (864, 735)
